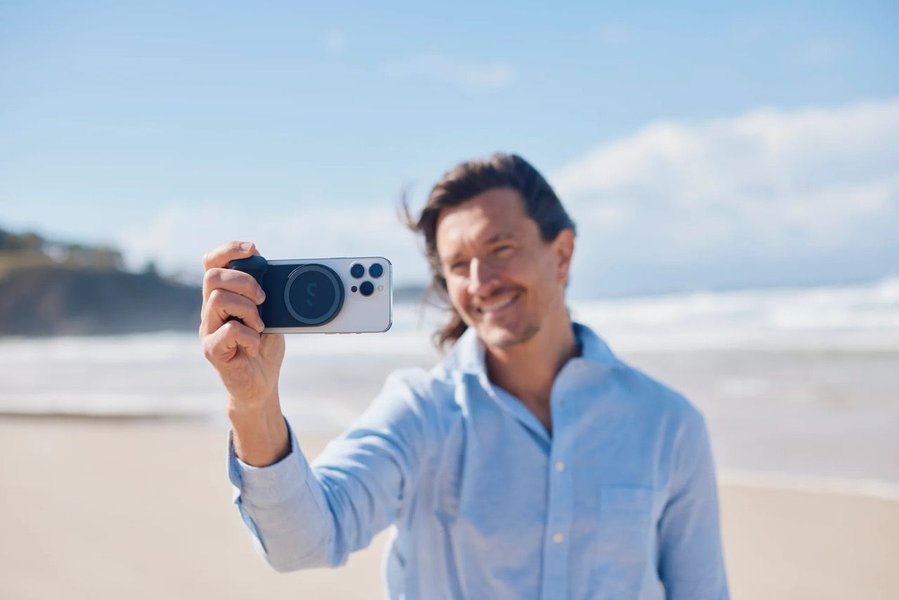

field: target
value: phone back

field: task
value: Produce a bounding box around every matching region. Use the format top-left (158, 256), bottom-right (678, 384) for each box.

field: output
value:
top-left (258, 257), bottom-right (392, 334)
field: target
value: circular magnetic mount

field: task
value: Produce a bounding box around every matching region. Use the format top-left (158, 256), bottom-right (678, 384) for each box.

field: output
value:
top-left (350, 263), bottom-right (365, 278)
top-left (359, 281), bottom-right (375, 297)
top-left (368, 263), bottom-right (384, 278)
top-left (284, 264), bottom-right (344, 325)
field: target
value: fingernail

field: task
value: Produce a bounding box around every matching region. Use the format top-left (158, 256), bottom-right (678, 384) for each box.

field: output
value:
top-left (240, 242), bottom-right (253, 251)
top-left (257, 289), bottom-right (266, 303)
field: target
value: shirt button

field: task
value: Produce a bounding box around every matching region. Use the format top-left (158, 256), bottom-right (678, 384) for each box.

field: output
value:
top-left (554, 461), bottom-right (565, 472)
top-left (552, 533), bottom-right (564, 544)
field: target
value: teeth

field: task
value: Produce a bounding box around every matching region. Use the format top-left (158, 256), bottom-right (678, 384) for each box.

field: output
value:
top-left (479, 292), bottom-right (517, 313)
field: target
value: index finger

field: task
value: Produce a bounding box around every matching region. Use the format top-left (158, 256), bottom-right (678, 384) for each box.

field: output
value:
top-left (202, 241), bottom-right (260, 271)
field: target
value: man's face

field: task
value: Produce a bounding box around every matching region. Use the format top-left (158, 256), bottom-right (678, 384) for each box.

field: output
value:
top-left (435, 187), bottom-right (574, 351)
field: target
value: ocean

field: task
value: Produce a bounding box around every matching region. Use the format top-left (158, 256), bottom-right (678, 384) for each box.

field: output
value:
top-left (2, 277), bottom-right (898, 487)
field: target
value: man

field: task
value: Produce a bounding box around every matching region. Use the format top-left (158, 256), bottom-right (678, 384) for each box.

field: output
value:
top-left (200, 153), bottom-right (729, 599)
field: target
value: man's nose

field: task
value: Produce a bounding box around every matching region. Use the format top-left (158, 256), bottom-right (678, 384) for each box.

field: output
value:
top-left (467, 257), bottom-right (499, 296)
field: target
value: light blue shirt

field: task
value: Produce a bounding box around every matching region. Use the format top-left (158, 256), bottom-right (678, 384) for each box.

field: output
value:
top-left (228, 323), bottom-right (729, 599)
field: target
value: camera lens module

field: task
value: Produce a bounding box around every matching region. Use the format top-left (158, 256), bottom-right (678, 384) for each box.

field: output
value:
top-left (284, 264), bottom-right (344, 325)
top-left (368, 263), bottom-right (384, 278)
top-left (350, 263), bottom-right (365, 278)
top-left (359, 281), bottom-right (375, 297)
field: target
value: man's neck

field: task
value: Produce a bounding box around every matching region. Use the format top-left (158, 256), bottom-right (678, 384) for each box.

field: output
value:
top-left (484, 316), bottom-right (578, 433)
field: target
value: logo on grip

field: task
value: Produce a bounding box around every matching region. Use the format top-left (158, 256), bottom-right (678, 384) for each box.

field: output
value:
top-left (284, 264), bottom-right (344, 326)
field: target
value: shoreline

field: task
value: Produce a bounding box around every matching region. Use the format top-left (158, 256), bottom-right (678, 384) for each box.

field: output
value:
top-left (719, 468), bottom-right (899, 502)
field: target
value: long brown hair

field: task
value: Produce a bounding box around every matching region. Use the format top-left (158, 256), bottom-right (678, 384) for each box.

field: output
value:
top-left (402, 152), bottom-right (577, 349)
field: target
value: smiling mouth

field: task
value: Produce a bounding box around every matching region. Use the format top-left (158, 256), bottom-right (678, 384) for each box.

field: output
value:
top-left (475, 290), bottom-right (521, 316)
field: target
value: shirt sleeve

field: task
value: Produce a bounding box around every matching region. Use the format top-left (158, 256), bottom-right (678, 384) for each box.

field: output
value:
top-left (656, 413), bottom-right (730, 600)
top-left (227, 368), bottom-right (436, 572)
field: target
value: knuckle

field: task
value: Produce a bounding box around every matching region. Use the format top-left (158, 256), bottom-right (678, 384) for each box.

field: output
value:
top-left (202, 241), bottom-right (244, 271)
top-left (224, 319), bottom-right (245, 337)
top-left (201, 337), bottom-right (217, 362)
top-left (203, 268), bottom-right (221, 289)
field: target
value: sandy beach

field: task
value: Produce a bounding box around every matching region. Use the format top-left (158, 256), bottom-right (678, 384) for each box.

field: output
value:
top-left (1, 416), bottom-right (897, 600)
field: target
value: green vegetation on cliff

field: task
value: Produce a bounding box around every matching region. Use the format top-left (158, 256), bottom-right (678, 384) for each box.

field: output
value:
top-left (0, 228), bottom-right (200, 336)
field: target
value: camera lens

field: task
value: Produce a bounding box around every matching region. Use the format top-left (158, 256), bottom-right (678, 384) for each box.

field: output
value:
top-left (350, 263), bottom-right (365, 278)
top-left (284, 264), bottom-right (344, 325)
top-left (359, 281), bottom-right (375, 297)
top-left (368, 263), bottom-right (384, 278)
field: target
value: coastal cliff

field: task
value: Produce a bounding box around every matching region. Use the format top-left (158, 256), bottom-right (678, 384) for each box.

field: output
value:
top-left (0, 228), bottom-right (200, 336)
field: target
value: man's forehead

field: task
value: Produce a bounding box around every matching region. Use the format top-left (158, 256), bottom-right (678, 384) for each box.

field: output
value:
top-left (436, 188), bottom-right (526, 231)
top-left (438, 229), bottom-right (516, 261)
top-left (435, 195), bottom-right (533, 260)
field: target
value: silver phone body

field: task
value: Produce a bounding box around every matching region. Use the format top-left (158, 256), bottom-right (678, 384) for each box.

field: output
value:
top-left (261, 257), bottom-right (392, 334)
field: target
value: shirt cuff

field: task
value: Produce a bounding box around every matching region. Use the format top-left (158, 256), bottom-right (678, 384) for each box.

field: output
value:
top-left (227, 417), bottom-right (310, 506)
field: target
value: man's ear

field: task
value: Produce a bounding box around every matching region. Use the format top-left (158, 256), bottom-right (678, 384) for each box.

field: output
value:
top-left (553, 229), bottom-right (575, 283)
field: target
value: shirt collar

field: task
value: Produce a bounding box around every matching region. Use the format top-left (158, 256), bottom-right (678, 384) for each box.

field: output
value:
top-left (448, 321), bottom-right (620, 377)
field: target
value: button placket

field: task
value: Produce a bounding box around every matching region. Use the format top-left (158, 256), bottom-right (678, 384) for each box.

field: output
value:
top-left (540, 395), bottom-right (572, 600)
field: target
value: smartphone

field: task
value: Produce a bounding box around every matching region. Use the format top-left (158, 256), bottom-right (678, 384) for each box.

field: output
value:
top-left (228, 255), bottom-right (392, 334)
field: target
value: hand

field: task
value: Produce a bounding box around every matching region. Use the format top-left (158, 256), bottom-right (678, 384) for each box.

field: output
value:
top-left (199, 241), bottom-right (285, 412)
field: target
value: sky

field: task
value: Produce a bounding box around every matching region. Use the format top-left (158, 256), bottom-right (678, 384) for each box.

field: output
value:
top-left (1, 0), bottom-right (898, 298)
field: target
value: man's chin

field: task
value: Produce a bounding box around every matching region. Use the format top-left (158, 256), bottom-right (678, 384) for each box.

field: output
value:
top-left (475, 322), bottom-right (539, 350)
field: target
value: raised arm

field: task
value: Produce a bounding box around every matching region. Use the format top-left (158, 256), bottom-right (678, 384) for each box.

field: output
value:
top-left (201, 241), bottom-right (436, 572)
top-left (227, 369), bottom-right (436, 571)
top-left (199, 240), bottom-right (289, 467)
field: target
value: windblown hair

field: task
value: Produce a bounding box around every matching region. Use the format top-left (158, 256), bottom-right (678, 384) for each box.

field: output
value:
top-left (402, 152), bottom-right (577, 349)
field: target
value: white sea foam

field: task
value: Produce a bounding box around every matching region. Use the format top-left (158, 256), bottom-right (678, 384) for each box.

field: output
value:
top-left (572, 276), bottom-right (899, 352)
top-left (2, 279), bottom-right (898, 483)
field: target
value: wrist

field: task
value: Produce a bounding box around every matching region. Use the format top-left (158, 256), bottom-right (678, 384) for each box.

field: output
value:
top-left (227, 387), bottom-right (280, 418)
top-left (228, 396), bottom-right (290, 467)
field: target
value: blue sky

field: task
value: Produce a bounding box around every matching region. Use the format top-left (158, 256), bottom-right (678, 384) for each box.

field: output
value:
top-left (2, 1), bottom-right (897, 297)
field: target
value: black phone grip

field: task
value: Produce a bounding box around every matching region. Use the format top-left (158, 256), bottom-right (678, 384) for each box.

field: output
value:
top-left (225, 255), bottom-right (269, 325)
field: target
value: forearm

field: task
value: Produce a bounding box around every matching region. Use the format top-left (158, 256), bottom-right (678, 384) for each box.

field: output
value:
top-left (228, 423), bottom-right (337, 572)
top-left (228, 370), bottom-right (430, 572)
top-left (228, 391), bottom-right (290, 467)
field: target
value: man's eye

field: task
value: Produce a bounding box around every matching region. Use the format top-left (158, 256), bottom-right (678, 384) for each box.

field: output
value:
top-left (494, 245), bottom-right (514, 257)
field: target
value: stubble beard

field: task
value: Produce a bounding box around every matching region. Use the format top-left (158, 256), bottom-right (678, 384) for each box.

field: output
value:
top-left (460, 288), bottom-right (544, 350)
top-left (477, 318), bottom-right (541, 350)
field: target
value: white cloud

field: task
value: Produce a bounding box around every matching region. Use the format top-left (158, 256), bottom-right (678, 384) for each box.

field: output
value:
top-left (382, 52), bottom-right (517, 91)
top-left (116, 202), bottom-right (428, 286)
top-left (552, 99), bottom-right (899, 294)
top-left (117, 100), bottom-right (899, 298)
